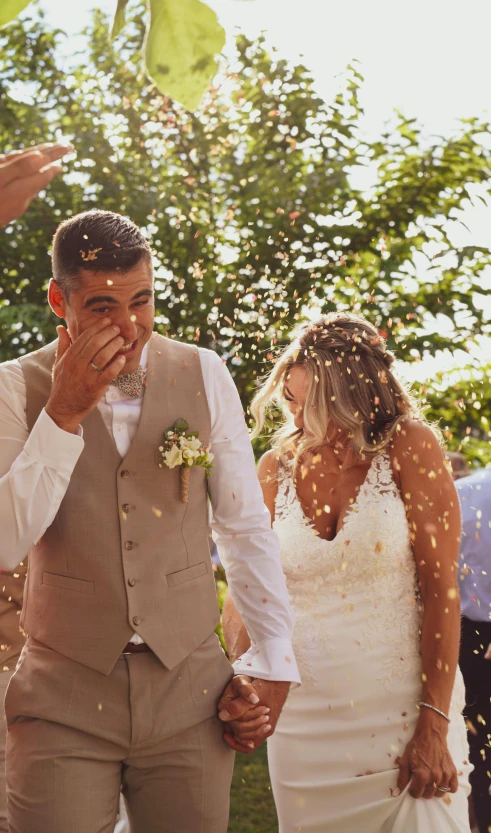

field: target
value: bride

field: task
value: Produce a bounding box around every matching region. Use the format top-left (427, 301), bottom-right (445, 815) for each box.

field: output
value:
top-left (222, 313), bottom-right (472, 833)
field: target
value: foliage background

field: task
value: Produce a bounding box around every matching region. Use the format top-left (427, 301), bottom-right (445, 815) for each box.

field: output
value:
top-left (1, 7), bottom-right (491, 464)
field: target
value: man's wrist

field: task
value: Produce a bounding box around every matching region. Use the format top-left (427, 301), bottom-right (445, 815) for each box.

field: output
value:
top-left (45, 405), bottom-right (79, 435)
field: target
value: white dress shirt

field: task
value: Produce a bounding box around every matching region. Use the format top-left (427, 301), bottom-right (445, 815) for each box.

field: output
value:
top-left (0, 341), bottom-right (300, 684)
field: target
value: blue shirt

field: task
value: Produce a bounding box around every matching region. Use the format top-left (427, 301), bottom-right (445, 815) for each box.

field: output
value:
top-left (457, 468), bottom-right (491, 622)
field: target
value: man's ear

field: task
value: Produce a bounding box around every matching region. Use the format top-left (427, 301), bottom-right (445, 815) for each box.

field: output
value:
top-left (48, 279), bottom-right (67, 319)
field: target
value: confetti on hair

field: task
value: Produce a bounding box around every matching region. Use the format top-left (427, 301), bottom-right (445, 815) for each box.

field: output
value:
top-left (80, 248), bottom-right (102, 261)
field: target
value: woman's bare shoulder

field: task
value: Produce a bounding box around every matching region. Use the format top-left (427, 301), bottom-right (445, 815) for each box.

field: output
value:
top-left (388, 419), bottom-right (443, 489)
top-left (257, 449), bottom-right (280, 484)
top-left (256, 450), bottom-right (282, 523)
top-left (390, 419), bottom-right (441, 459)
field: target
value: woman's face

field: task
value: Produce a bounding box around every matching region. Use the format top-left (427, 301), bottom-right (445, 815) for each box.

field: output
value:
top-left (283, 363), bottom-right (344, 446)
top-left (283, 365), bottom-right (309, 430)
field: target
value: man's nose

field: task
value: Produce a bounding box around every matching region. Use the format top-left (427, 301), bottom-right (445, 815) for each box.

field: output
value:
top-left (112, 312), bottom-right (138, 344)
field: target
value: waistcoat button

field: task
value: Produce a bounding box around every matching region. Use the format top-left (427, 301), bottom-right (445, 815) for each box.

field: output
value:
top-left (125, 541), bottom-right (133, 551)
top-left (128, 578), bottom-right (136, 587)
top-left (122, 504), bottom-right (131, 513)
top-left (120, 470), bottom-right (130, 479)
top-left (132, 616), bottom-right (141, 626)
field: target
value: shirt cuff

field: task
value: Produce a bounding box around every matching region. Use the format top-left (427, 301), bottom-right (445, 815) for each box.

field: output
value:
top-left (23, 408), bottom-right (84, 473)
top-left (233, 638), bottom-right (301, 686)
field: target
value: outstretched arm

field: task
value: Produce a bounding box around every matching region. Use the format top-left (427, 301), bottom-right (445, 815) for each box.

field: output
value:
top-left (0, 142), bottom-right (73, 226)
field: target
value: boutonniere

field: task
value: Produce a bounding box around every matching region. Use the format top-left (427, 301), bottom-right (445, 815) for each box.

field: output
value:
top-left (158, 418), bottom-right (214, 504)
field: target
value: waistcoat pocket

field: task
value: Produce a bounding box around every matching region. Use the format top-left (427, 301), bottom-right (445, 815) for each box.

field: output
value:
top-left (166, 561), bottom-right (208, 587)
top-left (42, 572), bottom-right (95, 595)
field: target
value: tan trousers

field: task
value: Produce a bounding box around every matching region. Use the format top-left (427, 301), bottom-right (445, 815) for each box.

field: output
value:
top-left (5, 634), bottom-right (234, 833)
top-left (0, 670), bottom-right (15, 833)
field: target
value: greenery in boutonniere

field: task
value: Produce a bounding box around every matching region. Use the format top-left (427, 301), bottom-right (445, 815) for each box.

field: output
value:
top-left (158, 418), bottom-right (214, 503)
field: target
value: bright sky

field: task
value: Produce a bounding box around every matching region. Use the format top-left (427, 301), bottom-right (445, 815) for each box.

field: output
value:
top-left (41, 0), bottom-right (491, 135)
top-left (34, 0), bottom-right (491, 377)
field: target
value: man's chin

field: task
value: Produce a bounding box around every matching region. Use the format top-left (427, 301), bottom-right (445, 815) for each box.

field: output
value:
top-left (119, 359), bottom-right (141, 375)
top-left (115, 342), bottom-right (143, 373)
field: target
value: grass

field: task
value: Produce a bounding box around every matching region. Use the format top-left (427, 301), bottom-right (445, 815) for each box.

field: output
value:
top-left (228, 743), bottom-right (278, 833)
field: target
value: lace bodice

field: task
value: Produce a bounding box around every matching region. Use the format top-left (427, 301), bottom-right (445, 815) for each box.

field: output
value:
top-left (273, 451), bottom-right (424, 690)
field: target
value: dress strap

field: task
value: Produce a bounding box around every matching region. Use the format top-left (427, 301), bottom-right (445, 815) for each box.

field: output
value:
top-left (275, 456), bottom-right (296, 521)
top-left (363, 448), bottom-right (399, 500)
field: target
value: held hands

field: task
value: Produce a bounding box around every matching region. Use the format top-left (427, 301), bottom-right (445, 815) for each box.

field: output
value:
top-left (218, 675), bottom-right (290, 755)
top-left (395, 718), bottom-right (458, 800)
top-left (0, 142), bottom-right (73, 227)
top-left (46, 320), bottom-right (127, 434)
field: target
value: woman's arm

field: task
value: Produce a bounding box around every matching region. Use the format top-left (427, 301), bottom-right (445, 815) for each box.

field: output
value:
top-left (391, 420), bottom-right (461, 799)
top-left (222, 590), bottom-right (251, 663)
top-left (221, 449), bottom-right (279, 661)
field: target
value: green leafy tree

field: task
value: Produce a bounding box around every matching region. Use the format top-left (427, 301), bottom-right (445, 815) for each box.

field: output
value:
top-left (1, 7), bottom-right (491, 458)
top-left (0, 0), bottom-right (225, 110)
top-left (416, 364), bottom-right (491, 466)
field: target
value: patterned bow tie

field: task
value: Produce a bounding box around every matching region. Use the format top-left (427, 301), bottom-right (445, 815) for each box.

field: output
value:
top-left (110, 366), bottom-right (146, 398)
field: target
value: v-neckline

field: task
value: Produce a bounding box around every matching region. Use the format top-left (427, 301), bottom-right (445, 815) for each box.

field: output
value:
top-left (291, 454), bottom-right (378, 545)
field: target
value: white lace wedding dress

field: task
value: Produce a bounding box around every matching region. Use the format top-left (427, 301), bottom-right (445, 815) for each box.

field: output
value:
top-left (267, 451), bottom-right (472, 833)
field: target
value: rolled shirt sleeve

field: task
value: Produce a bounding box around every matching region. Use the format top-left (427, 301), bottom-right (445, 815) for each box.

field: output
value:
top-left (0, 361), bottom-right (84, 570)
top-left (203, 349), bottom-right (300, 685)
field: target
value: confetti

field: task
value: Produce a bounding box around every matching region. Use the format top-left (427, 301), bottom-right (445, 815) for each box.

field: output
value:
top-left (80, 248), bottom-right (102, 261)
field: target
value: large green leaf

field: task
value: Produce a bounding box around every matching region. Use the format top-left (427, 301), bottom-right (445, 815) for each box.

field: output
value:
top-left (109, 0), bottom-right (130, 40)
top-left (145, 0), bottom-right (226, 110)
top-left (0, 0), bottom-right (33, 28)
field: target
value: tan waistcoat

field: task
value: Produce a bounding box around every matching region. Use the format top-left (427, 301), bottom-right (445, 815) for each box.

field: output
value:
top-left (20, 333), bottom-right (218, 675)
top-left (0, 559), bottom-right (27, 672)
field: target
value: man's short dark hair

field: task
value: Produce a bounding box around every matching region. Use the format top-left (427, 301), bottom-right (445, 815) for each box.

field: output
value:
top-left (52, 210), bottom-right (152, 298)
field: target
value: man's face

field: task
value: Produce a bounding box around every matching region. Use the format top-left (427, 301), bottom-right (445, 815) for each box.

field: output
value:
top-left (51, 260), bottom-right (155, 374)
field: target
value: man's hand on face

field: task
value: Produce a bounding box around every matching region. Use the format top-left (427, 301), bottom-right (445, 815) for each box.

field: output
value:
top-left (45, 320), bottom-right (127, 434)
top-left (218, 675), bottom-right (290, 754)
top-left (0, 142), bottom-right (73, 227)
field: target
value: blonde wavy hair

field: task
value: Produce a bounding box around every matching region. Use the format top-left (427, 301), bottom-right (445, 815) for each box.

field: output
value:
top-left (250, 313), bottom-right (426, 463)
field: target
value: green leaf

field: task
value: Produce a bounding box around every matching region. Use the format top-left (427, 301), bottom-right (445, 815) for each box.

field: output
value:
top-left (0, 0), bottom-right (33, 28)
top-left (173, 418), bottom-right (190, 432)
top-left (145, 0), bottom-right (226, 110)
top-left (109, 0), bottom-right (130, 40)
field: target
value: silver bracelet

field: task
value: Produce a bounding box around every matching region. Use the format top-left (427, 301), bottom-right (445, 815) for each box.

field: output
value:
top-left (419, 701), bottom-right (451, 723)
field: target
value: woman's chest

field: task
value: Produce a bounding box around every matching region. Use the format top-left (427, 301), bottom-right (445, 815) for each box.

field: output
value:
top-left (294, 465), bottom-right (372, 541)
top-left (276, 490), bottom-right (412, 586)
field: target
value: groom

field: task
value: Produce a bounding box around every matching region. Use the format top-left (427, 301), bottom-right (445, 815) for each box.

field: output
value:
top-left (0, 209), bottom-right (300, 833)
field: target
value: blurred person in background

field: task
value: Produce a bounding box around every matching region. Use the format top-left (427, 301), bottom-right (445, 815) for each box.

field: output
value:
top-left (457, 467), bottom-right (491, 833)
top-left (0, 565), bottom-right (27, 832)
top-left (447, 452), bottom-right (471, 482)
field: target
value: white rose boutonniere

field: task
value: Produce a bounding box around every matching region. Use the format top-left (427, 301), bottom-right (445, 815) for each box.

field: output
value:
top-left (158, 418), bottom-right (214, 503)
